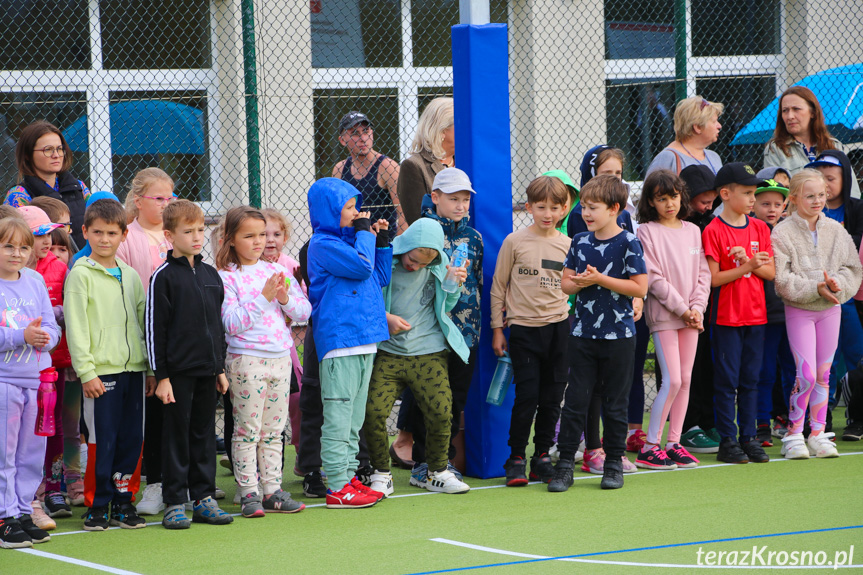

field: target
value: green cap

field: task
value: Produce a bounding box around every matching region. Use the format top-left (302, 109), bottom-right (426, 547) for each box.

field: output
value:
top-left (755, 179), bottom-right (789, 198)
top-left (542, 169), bottom-right (579, 202)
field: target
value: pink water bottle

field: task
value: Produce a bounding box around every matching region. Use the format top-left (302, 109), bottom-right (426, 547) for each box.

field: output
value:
top-left (35, 367), bottom-right (58, 437)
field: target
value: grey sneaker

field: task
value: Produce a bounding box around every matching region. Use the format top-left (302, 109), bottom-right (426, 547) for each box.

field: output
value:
top-left (261, 490), bottom-right (305, 514)
top-left (547, 459), bottom-right (574, 493)
top-left (161, 505), bottom-right (191, 530)
top-left (240, 492), bottom-right (265, 518)
top-left (600, 459), bottom-right (624, 490)
top-left (192, 496), bottom-right (234, 524)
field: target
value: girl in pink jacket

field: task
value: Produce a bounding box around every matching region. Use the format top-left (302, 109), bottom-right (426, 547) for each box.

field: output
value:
top-left (635, 170), bottom-right (711, 470)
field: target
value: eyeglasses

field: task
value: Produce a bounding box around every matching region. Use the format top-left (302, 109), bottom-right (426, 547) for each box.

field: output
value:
top-left (34, 146), bottom-right (65, 157)
top-left (1, 244), bottom-right (33, 256)
top-left (700, 99), bottom-right (711, 110)
top-left (57, 222), bottom-right (72, 228)
top-left (142, 195), bottom-right (176, 205)
top-left (346, 127), bottom-right (372, 139)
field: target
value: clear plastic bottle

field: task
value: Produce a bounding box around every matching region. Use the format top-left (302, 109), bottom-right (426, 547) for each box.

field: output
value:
top-left (441, 243), bottom-right (469, 293)
top-left (486, 352), bottom-right (514, 406)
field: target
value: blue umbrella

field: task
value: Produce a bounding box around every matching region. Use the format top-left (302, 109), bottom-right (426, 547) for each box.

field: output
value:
top-left (64, 101), bottom-right (206, 155)
top-left (731, 63), bottom-right (863, 146)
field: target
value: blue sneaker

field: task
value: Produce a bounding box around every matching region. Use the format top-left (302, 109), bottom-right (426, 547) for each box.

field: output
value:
top-left (162, 504), bottom-right (190, 530)
top-left (447, 462), bottom-right (463, 481)
top-left (409, 462), bottom-right (428, 489)
top-left (193, 496), bottom-right (234, 525)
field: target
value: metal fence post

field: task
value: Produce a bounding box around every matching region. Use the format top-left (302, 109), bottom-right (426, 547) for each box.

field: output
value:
top-left (242, 0), bottom-right (262, 208)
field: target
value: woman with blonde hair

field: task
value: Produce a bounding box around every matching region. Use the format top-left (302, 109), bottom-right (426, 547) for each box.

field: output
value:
top-left (646, 96), bottom-right (724, 177)
top-left (398, 97), bottom-right (455, 224)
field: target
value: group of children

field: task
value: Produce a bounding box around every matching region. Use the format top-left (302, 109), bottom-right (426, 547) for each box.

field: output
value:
top-left (2, 142), bottom-right (860, 548)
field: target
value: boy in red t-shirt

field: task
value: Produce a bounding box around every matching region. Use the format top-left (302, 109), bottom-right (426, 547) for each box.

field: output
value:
top-left (702, 163), bottom-right (775, 465)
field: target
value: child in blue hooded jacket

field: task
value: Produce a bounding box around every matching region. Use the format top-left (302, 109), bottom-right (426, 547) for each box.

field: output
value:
top-left (365, 218), bottom-right (471, 497)
top-left (307, 178), bottom-right (392, 509)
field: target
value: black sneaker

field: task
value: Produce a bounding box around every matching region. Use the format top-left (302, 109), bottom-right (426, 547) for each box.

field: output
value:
top-left (547, 459), bottom-right (574, 492)
top-left (303, 471), bottom-right (328, 498)
top-left (82, 506), bottom-right (110, 531)
top-left (741, 440), bottom-right (770, 463)
top-left (43, 491), bottom-right (72, 518)
top-left (826, 409), bottom-right (833, 433)
top-left (110, 502), bottom-right (147, 529)
top-left (756, 424), bottom-right (773, 447)
top-left (503, 456), bottom-right (528, 487)
top-left (717, 438), bottom-right (749, 464)
top-left (355, 464), bottom-right (374, 487)
top-left (600, 459), bottom-right (624, 490)
top-left (0, 517), bottom-right (32, 548)
top-left (842, 420), bottom-right (863, 441)
top-left (529, 452), bottom-right (555, 483)
top-left (17, 514), bottom-right (50, 544)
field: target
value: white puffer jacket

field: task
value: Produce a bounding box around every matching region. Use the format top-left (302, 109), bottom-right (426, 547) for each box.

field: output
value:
top-left (772, 212), bottom-right (863, 311)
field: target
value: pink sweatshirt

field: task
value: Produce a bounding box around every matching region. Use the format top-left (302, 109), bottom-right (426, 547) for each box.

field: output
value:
top-left (636, 221), bottom-right (711, 333)
top-left (116, 219), bottom-right (172, 293)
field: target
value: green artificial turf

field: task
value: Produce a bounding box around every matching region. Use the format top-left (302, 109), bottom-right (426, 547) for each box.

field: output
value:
top-left (7, 411), bottom-right (862, 574)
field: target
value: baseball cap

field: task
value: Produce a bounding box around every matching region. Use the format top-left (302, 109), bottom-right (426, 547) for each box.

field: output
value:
top-left (805, 155), bottom-right (843, 169)
top-left (338, 111), bottom-right (372, 134)
top-left (755, 179), bottom-right (789, 198)
top-left (713, 162), bottom-right (766, 190)
top-left (679, 165), bottom-right (716, 198)
top-left (432, 167), bottom-right (476, 194)
top-left (756, 166), bottom-right (790, 182)
top-left (17, 206), bottom-right (62, 236)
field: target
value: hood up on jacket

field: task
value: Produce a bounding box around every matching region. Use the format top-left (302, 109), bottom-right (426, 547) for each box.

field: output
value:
top-left (580, 144), bottom-right (613, 187)
top-left (308, 177), bottom-right (363, 237)
top-left (391, 217), bottom-right (447, 267)
top-left (813, 149), bottom-right (854, 206)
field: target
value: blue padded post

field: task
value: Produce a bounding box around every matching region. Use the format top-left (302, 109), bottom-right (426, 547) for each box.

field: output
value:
top-left (452, 23), bottom-right (514, 479)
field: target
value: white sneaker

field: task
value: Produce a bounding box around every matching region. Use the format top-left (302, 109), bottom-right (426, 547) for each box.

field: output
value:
top-left (137, 482), bottom-right (166, 515)
top-left (426, 469), bottom-right (470, 494)
top-left (781, 433), bottom-right (810, 459)
top-left (807, 432), bottom-right (839, 458)
top-left (368, 471), bottom-right (394, 498)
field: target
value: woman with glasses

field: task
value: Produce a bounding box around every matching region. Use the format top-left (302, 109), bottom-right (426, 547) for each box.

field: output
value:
top-left (4, 121), bottom-right (90, 248)
top-left (646, 97), bottom-right (725, 178)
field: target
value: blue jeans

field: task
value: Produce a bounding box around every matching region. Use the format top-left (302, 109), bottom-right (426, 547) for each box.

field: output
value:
top-left (758, 323), bottom-right (795, 424)
top-left (828, 301), bottom-right (863, 407)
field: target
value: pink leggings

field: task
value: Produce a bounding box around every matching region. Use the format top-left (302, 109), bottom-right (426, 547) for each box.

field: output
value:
top-left (647, 328), bottom-right (699, 445)
top-left (784, 305), bottom-right (841, 435)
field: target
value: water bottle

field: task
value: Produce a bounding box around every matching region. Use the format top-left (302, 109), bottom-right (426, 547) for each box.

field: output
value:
top-left (441, 243), bottom-right (469, 293)
top-left (35, 367), bottom-right (58, 437)
top-left (486, 352), bottom-right (514, 406)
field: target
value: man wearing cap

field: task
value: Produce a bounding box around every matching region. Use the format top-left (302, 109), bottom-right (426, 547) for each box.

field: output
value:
top-left (333, 111), bottom-right (403, 238)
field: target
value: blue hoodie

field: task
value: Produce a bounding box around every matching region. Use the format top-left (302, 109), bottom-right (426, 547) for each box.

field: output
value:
top-left (307, 178), bottom-right (392, 359)
top-left (386, 218), bottom-right (469, 363)
top-left (566, 145), bottom-right (634, 238)
top-left (420, 194), bottom-right (483, 349)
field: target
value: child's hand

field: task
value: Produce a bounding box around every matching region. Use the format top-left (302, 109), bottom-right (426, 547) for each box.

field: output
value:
top-left (572, 265), bottom-right (602, 287)
top-left (386, 313), bottom-right (412, 335)
top-left (145, 376), bottom-right (157, 397)
top-left (355, 210), bottom-right (371, 221)
top-left (24, 317), bottom-right (50, 348)
top-left (492, 328), bottom-right (508, 357)
top-left (818, 281), bottom-right (841, 305)
top-left (632, 298), bottom-right (643, 322)
top-left (261, 272), bottom-right (280, 302)
top-left (446, 262), bottom-right (469, 286)
top-left (745, 251), bottom-right (771, 271)
top-left (83, 377), bottom-right (105, 399)
top-left (156, 378), bottom-right (175, 404)
top-left (823, 271), bottom-right (841, 293)
top-left (274, 272), bottom-right (290, 305)
top-left (216, 374), bottom-right (229, 394)
top-left (372, 219), bottom-right (389, 235)
top-left (728, 246), bottom-right (748, 264)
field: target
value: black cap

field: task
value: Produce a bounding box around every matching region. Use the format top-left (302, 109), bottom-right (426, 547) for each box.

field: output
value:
top-left (679, 164), bottom-right (716, 198)
top-left (338, 111), bottom-right (371, 134)
top-left (714, 162), bottom-right (766, 190)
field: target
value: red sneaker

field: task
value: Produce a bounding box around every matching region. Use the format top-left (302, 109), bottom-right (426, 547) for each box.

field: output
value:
top-left (626, 429), bottom-right (646, 453)
top-left (350, 477), bottom-right (384, 501)
top-left (325, 484), bottom-right (378, 509)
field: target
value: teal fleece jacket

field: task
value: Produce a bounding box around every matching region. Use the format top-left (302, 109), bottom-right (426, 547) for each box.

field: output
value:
top-left (385, 219), bottom-right (470, 363)
top-left (64, 257), bottom-right (150, 383)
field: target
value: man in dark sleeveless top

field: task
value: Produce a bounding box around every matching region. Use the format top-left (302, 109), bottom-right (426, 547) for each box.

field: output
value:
top-left (333, 111), bottom-right (403, 238)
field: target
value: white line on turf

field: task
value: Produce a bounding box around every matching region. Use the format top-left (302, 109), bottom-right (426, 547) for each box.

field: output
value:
top-left (15, 548), bottom-right (144, 574)
top-left (430, 538), bottom-right (863, 570)
top-left (46, 450), bottom-right (863, 539)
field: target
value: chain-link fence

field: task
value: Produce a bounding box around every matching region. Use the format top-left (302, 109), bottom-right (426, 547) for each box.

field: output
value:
top-left (4, 1), bottom-right (863, 421)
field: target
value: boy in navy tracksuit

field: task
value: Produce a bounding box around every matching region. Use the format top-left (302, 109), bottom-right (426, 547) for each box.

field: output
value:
top-left (146, 200), bottom-right (232, 529)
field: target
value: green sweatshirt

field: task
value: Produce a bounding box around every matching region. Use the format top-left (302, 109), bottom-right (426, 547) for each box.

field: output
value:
top-left (65, 257), bottom-right (150, 383)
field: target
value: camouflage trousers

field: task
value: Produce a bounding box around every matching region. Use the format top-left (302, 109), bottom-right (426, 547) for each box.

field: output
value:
top-left (365, 350), bottom-right (452, 473)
